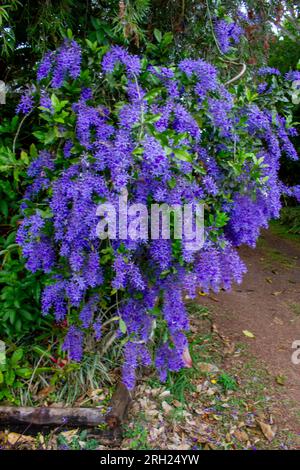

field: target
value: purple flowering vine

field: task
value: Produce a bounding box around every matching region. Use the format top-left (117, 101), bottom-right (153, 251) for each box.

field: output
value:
top-left (16, 39), bottom-right (299, 389)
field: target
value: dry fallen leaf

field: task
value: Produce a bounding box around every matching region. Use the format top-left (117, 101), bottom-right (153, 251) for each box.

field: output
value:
top-left (60, 429), bottom-right (79, 444)
top-left (198, 362), bottom-right (219, 374)
top-left (273, 317), bottom-right (284, 326)
top-left (208, 295), bottom-right (219, 303)
top-left (243, 330), bottom-right (255, 338)
top-left (234, 429), bottom-right (249, 442)
top-left (159, 390), bottom-right (171, 398)
top-left (162, 401), bottom-right (173, 414)
top-left (224, 341), bottom-right (235, 355)
top-left (257, 420), bottom-right (277, 442)
top-left (7, 432), bottom-right (36, 447)
top-left (37, 385), bottom-right (55, 399)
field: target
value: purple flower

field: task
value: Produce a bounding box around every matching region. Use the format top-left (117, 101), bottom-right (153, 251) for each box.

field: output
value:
top-left (81, 87), bottom-right (93, 101)
top-left (257, 82), bottom-right (268, 94)
top-left (208, 97), bottom-right (233, 138)
top-left (93, 319), bottom-right (102, 341)
top-left (202, 175), bottom-right (218, 196)
top-left (173, 104), bottom-right (201, 140)
top-left (150, 239), bottom-right (172, 270)
top-left (79, 294), bottom-right (99, 328)
top-left (63, 140), bottom-right (73, 158)
top-left (112, 254), bottom-right (145, 291)
top-left (51, 40), bottom-right (82, 88)
top-left (292, 185), bottom-right (300, 202)
top-left (122, 342), bottom-right (151, 389)
top-left (40, 92), bottom-right (53, 112)
top-left (37, 51), bottom-right (54, 81)
top-left (179, 58), bottom-right (218, 100)
top-left (214, 20), bottom-right (243, 54)
top-left (142, 135), bottom-right (170, 180)
top-left (285, 71), bottom-right (300, 81)
top-left (257, 67), bottom-right (280, 76)
top-left (226, 194), bottom-right (269, 247)
top-left (62, 325), bottom-right (84, 362)
top-left (16, 92), bottom-right (34, 114)
top-left (42, 280), bottom-right (67, 321)
top-left (102, 46), bottom-right (141, 77)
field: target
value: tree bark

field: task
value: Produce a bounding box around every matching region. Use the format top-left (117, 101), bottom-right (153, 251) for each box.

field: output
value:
top-left (105, 382), bottom-right (132, 429)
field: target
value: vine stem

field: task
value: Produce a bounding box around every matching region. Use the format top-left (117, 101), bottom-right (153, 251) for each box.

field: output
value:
top-left (205, 0), bottom-right (224, 57)
top-left (12, 111), bottom-right (32, 154)
top-left (205, 0), bottom-right (247, 86)
top-left (224, 63), bottom-right (247, 86)
top-left (133, 72), bottom-right (145, 142)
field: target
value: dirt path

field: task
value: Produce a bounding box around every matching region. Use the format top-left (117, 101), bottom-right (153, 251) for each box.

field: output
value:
top-left (201, 226), bottom-right (300, 433)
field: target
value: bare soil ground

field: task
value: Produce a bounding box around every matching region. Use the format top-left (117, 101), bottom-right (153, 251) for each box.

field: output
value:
top-left (119, 225), bottom-right (300, 450)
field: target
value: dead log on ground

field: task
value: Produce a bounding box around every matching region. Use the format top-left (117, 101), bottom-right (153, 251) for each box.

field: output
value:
top-left (0, 406), bottom-right (106, 427)
top-left (0, 382), bottom-right (132, 430)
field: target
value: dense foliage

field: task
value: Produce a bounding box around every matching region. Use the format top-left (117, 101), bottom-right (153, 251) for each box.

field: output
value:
top-left (0, 2), bottom-right (299, 397)
top-left (13, 33), bottom-right (299, 388)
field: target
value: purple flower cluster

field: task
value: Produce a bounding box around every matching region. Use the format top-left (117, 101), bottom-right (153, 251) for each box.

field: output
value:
top-left (37, 51), bottom-right (54, 81)
top-left (291, 186), bottom-right (300, 202)
top-left (214, 20), bottom-right (243, 54)
top-left (16, 92), bottom-right (34, 115)
top-left (37, 40), bottom-right (81, 88)
top-left (226, 194), bottom-right (269, 247)
top-left (102, 45), bottom-right (141, 77)
top-left (17, 41), bottom-right (299, 389)
top-left (257, 67), bottom-right (281, 76)
top-left (62, 325), bottom-right (84, 362)
top-left (179, 58), bottom-right (218, 101)
top-left (285, 71), bottom-right (300, 82)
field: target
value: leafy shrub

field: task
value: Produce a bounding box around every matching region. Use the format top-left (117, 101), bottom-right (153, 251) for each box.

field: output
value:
top-left (280, 206), bottom-right (300, 234)
top-left (0, 118), bottom-right (44, 336)
top-left (14, 36), bottom-right (299, 390)
top-left (0, 347), bottom-right (33, 403)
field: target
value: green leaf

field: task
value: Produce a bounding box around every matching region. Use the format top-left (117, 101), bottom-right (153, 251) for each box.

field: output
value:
top-left (173, 148), bottom-right (192, 162)
top-left (51, 93), bottom-right (60, 108)
top-left (32, 130), bottom-right (46, 141)
top-left (9, 310), bottom-right (16, 325)
top-left (15, 368), bottom-right (32, 379)
top-left (30, 143), bottom-right (38, 158)
top-left (154, 29), bottom-right (162, 43)
top-left (5, 369), bottom-right (15, 386)
top-left (119, 318), bottom-right (127, 334)
top-left (143, 87), bottom-right (163, 101)
top-left (0, 199), bottom-right (8, 219)
top-left (20, 150), bottom-right (29, 164)
top-left (161, 32), bottom-right (173, 47)
top-left (11, 348), bottom-right (23, 366)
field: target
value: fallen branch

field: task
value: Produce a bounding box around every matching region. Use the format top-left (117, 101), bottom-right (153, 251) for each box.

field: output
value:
top-left (0, 381), bottom-right (133, 430)
top-left (0, 406), bottom-right (106, 427)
